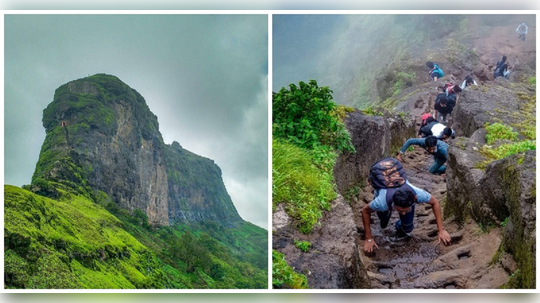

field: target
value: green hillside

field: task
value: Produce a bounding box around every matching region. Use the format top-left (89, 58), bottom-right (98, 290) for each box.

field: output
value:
top-left (4, 185), bottom-right (267, 289)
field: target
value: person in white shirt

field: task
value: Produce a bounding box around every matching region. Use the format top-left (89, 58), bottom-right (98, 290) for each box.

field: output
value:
top-left (516, 22), bottom-right (528, 41)
top-left (460, 75), bottom-right (478, 90)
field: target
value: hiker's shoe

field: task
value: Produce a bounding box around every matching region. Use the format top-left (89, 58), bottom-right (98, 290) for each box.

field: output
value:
top-left (395, 228), bottom-right (412, 238)
top-left (394, 220), bottom-right (412, 239)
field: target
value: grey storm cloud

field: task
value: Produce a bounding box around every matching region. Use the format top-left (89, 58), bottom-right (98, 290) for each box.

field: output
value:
top-left (3, 14), bottom-right (268, 229)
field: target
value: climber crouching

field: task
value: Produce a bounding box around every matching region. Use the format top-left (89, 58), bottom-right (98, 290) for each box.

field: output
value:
top-left (396, 135), bottom-right (448, 175)
top-left (362, 157), bottom-right (451, 254)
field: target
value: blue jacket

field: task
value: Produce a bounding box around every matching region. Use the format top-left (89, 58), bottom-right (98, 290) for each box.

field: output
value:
top-left (399, 138), bottom-right (448, 161)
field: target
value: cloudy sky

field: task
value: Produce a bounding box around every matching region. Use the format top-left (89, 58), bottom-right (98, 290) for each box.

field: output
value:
top-left (3, 14), bottom-right (269, 229)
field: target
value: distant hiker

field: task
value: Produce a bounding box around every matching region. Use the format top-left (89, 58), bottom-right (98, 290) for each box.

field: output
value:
top-left (419, 121), bottom-right (455, 141)
top-left (417, 113), bottom-right (436, 137)
top-left (459, 74), bottom-right (478, 90)
top-left (439, 82), bottom-right (462, 97)
top-left (516, 22), bottom-right (528, 41)
top-left (426, 61), bottom-right (444, 81)
top-left (396, 135), bottom-right (448, 175)
top-left (433, 93), bottom-right (455, 123)
top-left (494, 55), bottom-right (510, 79)
top-left (362, 157), bottom-right (451, 253)
top-left (438, 82), bottom-right (462, 107)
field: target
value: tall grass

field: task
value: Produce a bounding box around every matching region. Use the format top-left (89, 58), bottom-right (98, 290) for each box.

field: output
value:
top-left (272, 139), bottom-right (337, 234)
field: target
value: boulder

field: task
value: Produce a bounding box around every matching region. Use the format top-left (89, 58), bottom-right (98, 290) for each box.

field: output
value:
top-left (334, 110), bottom-right (415, 196)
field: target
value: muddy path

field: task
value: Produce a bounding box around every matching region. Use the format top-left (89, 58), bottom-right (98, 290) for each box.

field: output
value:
top-left (353, 148), bottom-right (514, 289)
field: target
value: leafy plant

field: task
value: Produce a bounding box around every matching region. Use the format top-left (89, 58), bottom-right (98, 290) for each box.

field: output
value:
top-left (273, 80), bottom-right (355, 153)
top-left (477, 140), bottom-right (536, 169)
top-left (485, 123), bottom-right (518, 145)
top-left (333, 105), bottom-right (355, 121)
top-left (294, 240), bottom-right (312, 252)
top-left (272, 139), bottom-right (336, 233)
top-left (362, 106), bottom-right (384, 116)
top-left (344, 183), bottom-right (363, 204)
top-left (272, 250), bottom-right (308, 289)
top-left (392, 71), bottom-right (416, 97)
top-left (482, 140), bottom-right (535, 160)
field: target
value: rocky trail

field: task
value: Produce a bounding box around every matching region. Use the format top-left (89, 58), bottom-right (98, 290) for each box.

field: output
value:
top-left (355, 148), bottom-right (513, 289)
top-left (273, 15), bottom-right (535, 289)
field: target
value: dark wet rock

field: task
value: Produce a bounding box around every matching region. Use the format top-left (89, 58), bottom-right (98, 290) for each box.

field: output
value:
top-left (446, 134), bottom-right (536, 288)
top-left (452, 82), bottom-right (529, 137)
top-left (272, 195), bottom-right (370, 288)
top-left (334, 110), bottom-right (415, 196)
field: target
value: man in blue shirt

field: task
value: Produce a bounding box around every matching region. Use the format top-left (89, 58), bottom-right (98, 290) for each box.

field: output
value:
top-left (362, 180), bottom-right (451, 253)
top-left (396, 135), bottom-right (448, 175)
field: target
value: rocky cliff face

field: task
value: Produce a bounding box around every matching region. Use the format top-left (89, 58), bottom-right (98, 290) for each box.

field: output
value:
top-left (334, 110), bottom-right (415, 195)
top-left (445, 81), bottom-right (536, 288)
top-left (31, 74), bottom-right (242, 226)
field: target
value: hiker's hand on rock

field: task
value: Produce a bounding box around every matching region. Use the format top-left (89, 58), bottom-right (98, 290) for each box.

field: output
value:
top-left (438, 229), bottom-right (451, 245)
top-left (396, 153), bottom-right (403, 162)
top-left (364, 238), bottom-right (379, 254)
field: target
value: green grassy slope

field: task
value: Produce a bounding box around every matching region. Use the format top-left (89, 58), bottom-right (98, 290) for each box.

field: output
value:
top-left (4, 185), bottom-right (267, 289)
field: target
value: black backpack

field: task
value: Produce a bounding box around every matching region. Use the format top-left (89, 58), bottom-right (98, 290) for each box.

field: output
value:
top-left (369, 157), bottom-right (414, 208)
top-left (369, 157), bottom-right (407, 189)
top-left (494, 61), bottom-right (507, 78)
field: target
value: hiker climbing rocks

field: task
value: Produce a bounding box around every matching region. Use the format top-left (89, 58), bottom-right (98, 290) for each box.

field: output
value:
top-left (439, 82), bottom-right (462, 97)
top-left (417, 113), bottom-right (436, 137)
top-left (426, 61), bottom-right (444, 81)
top-left (459, 74), bottom-right (477, 90)
top-left (438, 82), bottom-right (462, 107)
top-left (516, 22), bottom-right (528, 41)
top-left (396, 135), bottom-right (448, 175)
top-left (433, 93), bottom-right (454, 123)
top-left (494, 55), bottom-right (510, 79)
top-left (419, 121), bottom-right (455, 141)
top-left (362, 157), bottom-right (451, 253)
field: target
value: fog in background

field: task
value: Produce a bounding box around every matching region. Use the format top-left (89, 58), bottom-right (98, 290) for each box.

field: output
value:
top-left (273, 14), bottom-right (393, 106)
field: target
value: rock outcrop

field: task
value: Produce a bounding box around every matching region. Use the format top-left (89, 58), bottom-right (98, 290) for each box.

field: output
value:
top-left (272, 195), bottom-right (370, 289)
top-left (31, 74), bottom-right (242, 226)
top-left (334, 110), bottom-right (416, 196)
top-left (445, 81), bottom-right (536, 288)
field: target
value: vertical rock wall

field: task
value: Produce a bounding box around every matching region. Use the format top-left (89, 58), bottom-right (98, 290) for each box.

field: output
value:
top-left (334, 110), bottom-right (416, 196)
top-left (33, 74), bottom-right (242, 227)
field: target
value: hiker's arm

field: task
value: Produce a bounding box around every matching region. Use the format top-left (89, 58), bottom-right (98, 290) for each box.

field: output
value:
top-left (399, 138), bottom-right (422, 155)
top-left (427, 195), bottom-right (451, 245)
top-left (362, 204), bottom-right (379, 253)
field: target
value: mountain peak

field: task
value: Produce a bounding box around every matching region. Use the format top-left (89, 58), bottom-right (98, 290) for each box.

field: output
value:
top-left (31, 74), bottom-right (241, 226)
